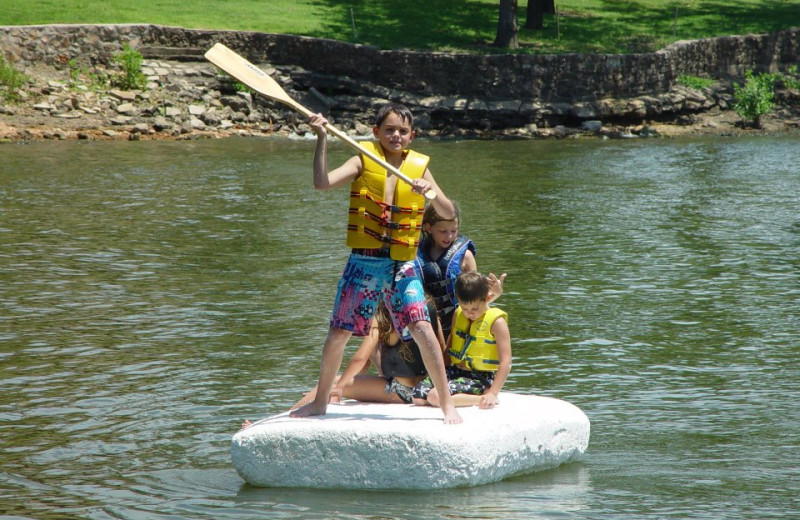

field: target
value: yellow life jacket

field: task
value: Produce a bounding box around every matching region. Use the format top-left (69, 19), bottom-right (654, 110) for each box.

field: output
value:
top-left (448, 306), bottom-right (508, 372)
top-left (346, 141), bottom-right (428, 261)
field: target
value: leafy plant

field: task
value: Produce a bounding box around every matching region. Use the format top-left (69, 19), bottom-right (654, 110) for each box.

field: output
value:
top-left (233, 80), bottom-right (253, 94)
top-left (733, 70), bottom-right (777, 128)
top-left (112, 43), bottom-right (147, 90)
top-left (0, 53), bottom-right (28, 102)
top-left (68, 58), bottom-right (109, 91)
top-left (780, 64), bottom-right (800, 90)
top-left (68, 59), bottom-right (81, 84)
top-left (678, 74), bottom-right (715, 90)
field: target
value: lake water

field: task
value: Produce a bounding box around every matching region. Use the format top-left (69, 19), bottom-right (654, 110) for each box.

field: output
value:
top-left (1, 135), bottom-right (798, 519)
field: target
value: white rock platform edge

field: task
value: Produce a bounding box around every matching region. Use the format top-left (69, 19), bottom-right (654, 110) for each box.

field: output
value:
top-left (231, 392), bottom-right (590, 490)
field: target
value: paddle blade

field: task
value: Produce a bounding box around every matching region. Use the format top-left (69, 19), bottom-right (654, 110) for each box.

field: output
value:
top-left (204, 43), bottom-right (309, 116)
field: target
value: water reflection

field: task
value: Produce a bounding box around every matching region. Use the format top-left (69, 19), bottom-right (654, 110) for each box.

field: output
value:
top-left (2, 137), bottom-right (799, 519)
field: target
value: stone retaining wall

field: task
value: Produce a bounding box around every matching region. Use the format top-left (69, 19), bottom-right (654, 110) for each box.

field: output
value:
top-left (1, 24), bottom-right (798, 140)
top-left (3, 24), bottom-right (799, 102)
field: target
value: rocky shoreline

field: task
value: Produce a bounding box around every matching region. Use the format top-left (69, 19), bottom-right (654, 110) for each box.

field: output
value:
top-left (2, 50), bottom-right (800, 143)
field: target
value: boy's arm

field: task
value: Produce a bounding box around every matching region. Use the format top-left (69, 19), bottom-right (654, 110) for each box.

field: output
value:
top-left (310, 113), bottom-right (362, 190)
top-left (480, 317), bottom-right (511, 409)
top-left (421, 168), bottom-right (455, 220)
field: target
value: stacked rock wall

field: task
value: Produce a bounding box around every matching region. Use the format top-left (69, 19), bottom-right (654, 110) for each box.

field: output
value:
top-left (3, 24), bottom-right (799, 102)
top-left (1, 24), bottom-right (798, 139)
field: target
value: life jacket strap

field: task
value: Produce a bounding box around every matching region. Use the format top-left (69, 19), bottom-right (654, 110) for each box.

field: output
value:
top-left (349, 191), bottom-right (424, 214)
top-left (346, 224), bottom-right (415, 247)
top-left (347, 208), bottom-right (419, 231)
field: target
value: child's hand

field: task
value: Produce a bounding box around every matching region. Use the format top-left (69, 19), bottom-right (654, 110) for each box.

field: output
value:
top-left (308, 113), bottom-right (328, 136)
top-left (410, 178), bottom-right (432, 196)
top-left (329, 386), bottom-right (343, 403)
top-left (487, 272), bottom-right (506, 300)
top-left (479, 392), bottom-right (499, 409)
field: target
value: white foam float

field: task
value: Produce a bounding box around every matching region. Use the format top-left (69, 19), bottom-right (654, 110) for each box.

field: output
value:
top-left (231, 392), bottom-right (590, 489)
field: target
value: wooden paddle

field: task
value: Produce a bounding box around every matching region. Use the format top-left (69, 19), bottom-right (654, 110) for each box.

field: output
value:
top-left (204, 43), bottom-right (435, 200)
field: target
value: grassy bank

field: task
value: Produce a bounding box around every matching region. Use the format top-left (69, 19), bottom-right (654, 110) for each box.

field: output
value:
top-left (0, 0), bottom-right (797, 54)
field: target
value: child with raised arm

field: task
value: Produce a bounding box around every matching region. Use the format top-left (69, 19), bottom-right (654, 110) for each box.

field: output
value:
top-left (291, 103), bottom-right (462, 424)
top-left (415, 202), bottom-right (505, 341)
top-left (414, 271), bottom-right (512, 410)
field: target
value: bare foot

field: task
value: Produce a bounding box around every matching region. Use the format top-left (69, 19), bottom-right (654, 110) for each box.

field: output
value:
top-left (443, 405), bottom-right (463, 425)
top-left (239, 419), bottom-right (253, 431)
top-left (289, 401), bottom-right (327, 418)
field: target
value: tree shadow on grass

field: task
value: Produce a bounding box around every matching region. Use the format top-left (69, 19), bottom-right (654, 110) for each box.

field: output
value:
top-left (304, 0), bottom-right (800, 54)
top-left (528, 0), bottom-right (800, 54)
top-left (306, 0), bottom-right (499, 51)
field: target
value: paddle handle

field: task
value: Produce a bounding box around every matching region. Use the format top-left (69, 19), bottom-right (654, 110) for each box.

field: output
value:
top-left (283, 95), bottom-right (434, 201)
top-left (203, 43), bottom-right (434, 200)
top-left (326, 126), bottom-right (436, 201)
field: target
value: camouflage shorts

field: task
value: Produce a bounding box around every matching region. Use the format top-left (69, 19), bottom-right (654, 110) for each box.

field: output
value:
top-left (412, 366), bottom-right (495, 400)
top-left (384, 377), bottom-right (415, 404)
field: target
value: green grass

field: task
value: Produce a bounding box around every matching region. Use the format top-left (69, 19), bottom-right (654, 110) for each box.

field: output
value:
top-left (0, 52), bottom-right (28, 101)
top-left (0, 0), bottom-right (798, 54)
top-left (678, 74), bottom-right (717, 89)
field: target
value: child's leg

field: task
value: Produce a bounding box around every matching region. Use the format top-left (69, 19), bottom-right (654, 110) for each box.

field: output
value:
top-left (407, 321), bottom-right (461, 423)
top-left (290, 327), bottom-right (351, 418)
top-left (293, 253), bottom-right (385, 418)
top-left (290, 374), bottom-right (348, 411)
top-left (342, 375), bottom-right (407, 403)
top-left (424, 387), bottom-right (482, 408)
top-left (391, 261), bottom-right (462, 423)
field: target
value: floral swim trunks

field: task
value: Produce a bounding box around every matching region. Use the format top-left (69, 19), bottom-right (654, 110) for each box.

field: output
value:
top-left (330, 249), bottom-right (429, 337)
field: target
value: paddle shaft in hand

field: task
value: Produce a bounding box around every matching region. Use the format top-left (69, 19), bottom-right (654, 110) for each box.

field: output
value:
top-left (204, 43), bottom-right (435, 200)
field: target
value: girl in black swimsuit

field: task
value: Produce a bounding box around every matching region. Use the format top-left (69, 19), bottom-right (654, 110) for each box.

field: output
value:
top-left (291, 299), bottom-right (444, 408)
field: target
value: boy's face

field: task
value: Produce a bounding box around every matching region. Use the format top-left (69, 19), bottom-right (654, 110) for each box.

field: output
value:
top-left (373, 112), bottom-right (414, 154)
top-left (460, 299), bottom-right (489, 321)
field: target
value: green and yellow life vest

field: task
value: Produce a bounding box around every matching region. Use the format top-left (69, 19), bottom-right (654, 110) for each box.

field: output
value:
top-left (346, 141), bottom-right (428, 261)
top-left (448, 306), bottom-right (508, 372)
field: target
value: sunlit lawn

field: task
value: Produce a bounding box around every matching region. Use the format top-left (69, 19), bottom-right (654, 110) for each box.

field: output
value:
top-left (0, 0), bottom-right (796, 54)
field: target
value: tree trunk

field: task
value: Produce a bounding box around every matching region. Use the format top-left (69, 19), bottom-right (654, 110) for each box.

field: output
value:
top-left (543, 0), bottom-right (555, 14)
top-left (493, 0), bottom-right (519, 49)
top-left (525, 1), bottom-right (544, 30)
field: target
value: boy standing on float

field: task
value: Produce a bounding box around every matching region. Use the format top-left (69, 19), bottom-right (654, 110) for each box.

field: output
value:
top-left (291, 104), bottom-right (462, 424)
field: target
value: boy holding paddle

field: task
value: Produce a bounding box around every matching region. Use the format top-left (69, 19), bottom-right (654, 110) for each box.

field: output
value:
top-left (291, 103), bottom-right (463, 424)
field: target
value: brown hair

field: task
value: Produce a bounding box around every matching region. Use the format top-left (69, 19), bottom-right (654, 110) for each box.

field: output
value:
top-left (375, 300), bottom-right (418, 363)
top-left (374, 300), bottom-right (394, 346)
top-left (375, 103), bottom-right (414, 128)
top-left (375, 297), bottom-right (440, 364)
top-left (454, 271), bottom-right (489, 303)
top-left (422, 200), bottom-right (461, 228)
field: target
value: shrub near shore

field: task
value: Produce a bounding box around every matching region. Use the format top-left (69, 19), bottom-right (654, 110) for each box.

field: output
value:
top-left (0, 53), bottom-right (27, 102)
